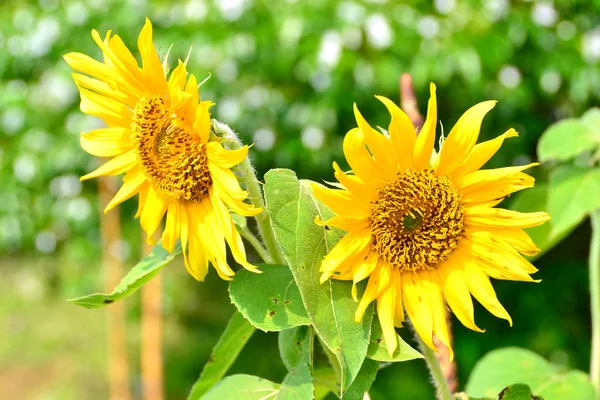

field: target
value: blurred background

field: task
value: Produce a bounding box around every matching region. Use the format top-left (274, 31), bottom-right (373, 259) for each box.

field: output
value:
top-left (1, 0), bottom-right (599, 398)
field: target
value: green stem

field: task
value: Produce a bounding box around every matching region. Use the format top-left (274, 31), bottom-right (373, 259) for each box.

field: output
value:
top-left (417, 337), bottom-right (453, 400)
top-left (590, 210), bottom-right (600, 393)
top-left (212, 120), bottom-right (286, 266)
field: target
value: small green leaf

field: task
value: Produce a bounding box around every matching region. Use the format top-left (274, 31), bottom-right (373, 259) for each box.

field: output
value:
top-left (465, 347), bottom-right (595, 400)
top-left (279, 326), bottom-right (310, 371)
top-left (276, 326), bottom-right (314, 400)
top-left (200, 375), bottom-right (279, 400)
top-left (229, 264), bottom-right (310, 331)
top-left (538, 119), bottom-right (600, 163)
top-left (68, 242), bottom-right (181, 308)
top-left (187, 312), bottom-right (256, 399)
top-left (341, 358), bottom-right (379, 400)
top-left (548, 165), bottom-right (600, 236)
top-left (366, 318), bottom-right (422, 362)
top-left (497, 384), bottom-right (535, 400)
top-left (264, 169), bottom-right (373, 395)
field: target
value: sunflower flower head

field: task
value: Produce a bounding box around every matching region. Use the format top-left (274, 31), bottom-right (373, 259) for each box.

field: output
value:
top-left (64, 18), bottom-right (262, 281)
top-left (312, 84), bottom-right (550, 357)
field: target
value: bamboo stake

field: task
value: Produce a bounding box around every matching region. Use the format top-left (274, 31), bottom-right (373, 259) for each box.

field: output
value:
top-left (141, 233), bottom-right (164, 400)
top-left (399, 74), bottom-right (458, 393)
top-left (98, 176), bottom-right (132, 400)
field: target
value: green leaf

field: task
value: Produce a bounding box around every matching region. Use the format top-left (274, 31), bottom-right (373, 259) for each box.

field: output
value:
top-left (465, 347), bottom-right (596, 400)
top-left (509, 184), bottom-right (571, 260)
top-left (276, 326), bottom-right (314, 400)
top-left (229, 264), bottom-right (310, 331)
top-left (68, 242), bottom-right (181, 308)
top-left (188, 312), bottom-right (256, 399)
top-left (200, 375), bottom-right (279, 400)
top-left (279, 326), bottom-right (310, 371)
top-left (264, 169), bottom-right (373, 395)
top-left (497, 384), bottom-right (535, 400)
top-left (548, 165), bottom-right (600, 236)
top-left (341, 358), bottom-right (379, 400)
top-left (538, 119), bottom-right (600, 163)
top-left (366, 317), bottom-right (422, 362)
top-left (581, 108), bottom-right (600, 134)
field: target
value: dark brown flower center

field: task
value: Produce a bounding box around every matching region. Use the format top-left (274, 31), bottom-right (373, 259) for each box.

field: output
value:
top-left (369, 169), bottom-right (464, 271)
top-left (131, 96), bottom-right (212, 202)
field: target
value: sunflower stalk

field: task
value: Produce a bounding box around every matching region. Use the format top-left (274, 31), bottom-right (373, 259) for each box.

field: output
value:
top-left (590, 210), bottom-right (600, 392)
top-left (211, 119), bottom-right (286, 266)
top-left (416, 334), bottom-right (454, 400)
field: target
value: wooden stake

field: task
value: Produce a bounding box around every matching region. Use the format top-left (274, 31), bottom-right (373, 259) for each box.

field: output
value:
top-left (98, 176), bottom-right (132, 400)
top-left (141, 233), bottom-right (164, 400)
top-left (399, 74), bottom-right (458, 393)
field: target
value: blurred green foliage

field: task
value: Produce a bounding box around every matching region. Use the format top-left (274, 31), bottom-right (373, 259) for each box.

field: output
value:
top-left (1, 0), bottom-right (599, 398)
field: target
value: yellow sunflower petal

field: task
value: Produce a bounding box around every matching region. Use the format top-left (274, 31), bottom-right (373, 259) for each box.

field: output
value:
top-left (402, 271), bottom-right (436, 351)
top-left (377, 270), bottom-right (398, 357)
top-left (206, 142), bottom-right (249, 168)
top-left (456, 164), bottom-right (538, 204)
top-left (393, 272), bottom-right (405, 327)
top-left (351, 251), bottom-right (380, 301)
top-left (469, 226), bottom-right (539, 257)
top-left (140, 187), bottom-right (168, 243)
top-left (354, 103), bottom-right (397, 178)
top-left (81, 150), bottom-right (137, 181)
top-left (451, 128), bottom-right (518, 180)
top-left (80, 127), bottom-right (133, 157)
top-left (320, 228), bottom-right (372, 282)
top-left (413, 83), bottom-right (438, 169)
top-left (355, 262), bottom-right (391, 322)
top-left (186, 225), bottom-right (210, 281)
top-left (343, 128), bottom-right (385, 188)
top-left (137, 18), bottom-right (167, 94)
top-left (464, 231), bottom-right (538, 280)
top-left (194, 100), bottom-right (213, 144)
top-left (463, 261), bottom-right (512, 325)
top-left (162, 202), bottom-right (180, 253)
top-left (209, 192), bottom-right (259, 273)
top-left (332, 162), bottom-right (375, 201)
top-left (426, 270), bottom-right (453, 360)
top-left (439, 253), bottom-right (483, 332)
top-left (311, 183), bottom-right (371, 220)
top-left (105, 168), bottom-right (147, 212)
top-left (465, 207), bottom-right (550, 228)
top-left (374, 95), bottom-right (415, 170)
top-left (315, 215), bottom-right (370, 232)
top-left (436, 100), bottom-right (497, 176)
top-left (91, 30), bottom-right (146, 96)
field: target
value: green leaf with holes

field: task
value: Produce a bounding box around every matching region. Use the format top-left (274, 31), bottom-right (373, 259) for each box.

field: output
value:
top-left (68, 242), bottom-right (181, 308)
top-left (465, 347), bottom-right (596, 400)
top-left (229, 264), bottom-right (310, 331)
top-left (264, 169), bottom-right (373, 395)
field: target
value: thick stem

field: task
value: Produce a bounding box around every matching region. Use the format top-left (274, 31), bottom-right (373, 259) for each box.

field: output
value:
top-left (417, 336), bottom-right (453, 400)
top-left (212, 120), bottom-right (286, 265)
top-left (590, 210), bottom-right (600, 393)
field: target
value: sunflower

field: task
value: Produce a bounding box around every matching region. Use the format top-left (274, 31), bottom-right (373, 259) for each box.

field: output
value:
top-left (64, 19), bottom-right (261, 281)
top-left (312, 84), bottom-right (549, 357)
